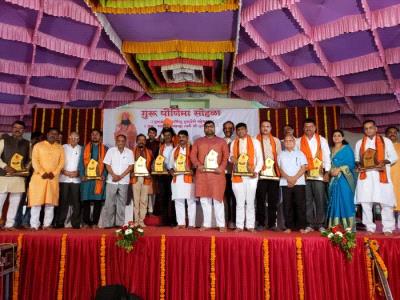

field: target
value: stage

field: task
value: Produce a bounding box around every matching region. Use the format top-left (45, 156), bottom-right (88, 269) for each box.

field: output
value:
top-left (0, 227), bottom-right (399, 300)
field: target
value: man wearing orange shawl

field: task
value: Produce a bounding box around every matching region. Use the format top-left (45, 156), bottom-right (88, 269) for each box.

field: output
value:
top-left (255, 121), bottom-right (282, 231)
top-left (296, 118), bottom-right (331, 232)
top-left (169, 130), bottom-right (196, 229)
top-left (230, 123), bottom-right (263, 232)
top-left (386, 126), bottom-right (400, 229)
top-left (355, 120), bottom-right (397, 235)
top-left (78, 129), bottom-right (107, 228)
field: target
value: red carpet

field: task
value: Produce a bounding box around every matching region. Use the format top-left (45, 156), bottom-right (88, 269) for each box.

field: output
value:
top-left (0, 227), bottom-right (399, 300)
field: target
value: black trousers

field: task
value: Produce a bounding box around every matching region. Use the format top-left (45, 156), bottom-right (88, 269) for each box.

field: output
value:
top-left (55, 183), bottom-right (81, 228)
top-left (155, 175), bottom-right (175, 226)
top-left (282, 185), bottom-right (306, 230)
top-left (225, 174), bottom-right (236, 224)
top-left (82, 200), bottom-right (104, 226)
top-left (305, 180), bottom-right (327, 228)
top-left (255, 179), bottom-right (280, 228)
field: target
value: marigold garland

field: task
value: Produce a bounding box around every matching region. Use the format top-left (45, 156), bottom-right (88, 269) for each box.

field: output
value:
top-left (160, 235), bottom-right (166, 300)
top-left (100, 234), bottom-right (107, 286)
top-left (364, 237), bottom-right (374, 300)
top-left (12, 234), bottom-right (23, 300)
top-left (263, 239), bottom-right (270, 300)
top-left (210, 236), bottom-right (216, 300)
top-left (369, 240), bottom-right (388, 278)
top-left (57, 234), bottom-right (68, 300)
top-left (295, 237), bottom-right (305, 300)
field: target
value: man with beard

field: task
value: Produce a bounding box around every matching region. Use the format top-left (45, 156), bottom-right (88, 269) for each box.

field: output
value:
top-left (190, 121), bottom-right (229, 232)
top-left (223, 121), bottom-right (236, 229)
top-left (386, 126), bottom-right (400, 228)
top-left (79, 129), bottom-right (107, 228)
top-left (0, 121), bottom-right (30, 230)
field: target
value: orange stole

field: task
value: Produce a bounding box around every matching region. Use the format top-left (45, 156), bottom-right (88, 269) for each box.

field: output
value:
top-left (131, 147), bottom-right (152, 185)
top-left (172, 145), bottom-right (192, 183)
top-left (232, 136), bottom-right (255, 183)
top-left (83, 143), bottom-right (105, 195)
top-left (300, 134), bottom-right (322, 170)
top-left (256, 134), bottom-right (281, 177)
top-left (359, 135), bottom-right (388, 183)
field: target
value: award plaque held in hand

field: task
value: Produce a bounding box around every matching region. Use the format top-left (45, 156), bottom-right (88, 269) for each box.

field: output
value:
top-left (203, 149), bottom-right (219, 172)
top-left (233, 153), bottom-right (254, 177)
top-left (134, 156), bottom-right (149, 177)
top-left (152, 155), bottom-right (168, 175)
top-left (306, 157), bottom-right (324, 181)
top-left (6, 153), bottom-right (29, 177)
top-left (86, 159), bottom-right (101, 180)
top-left (175, 153), bottom-right (191, 175)
top-left (259, 157), bottom-right (279, 180)
top-left (359, 148), bottom-right (390, 171)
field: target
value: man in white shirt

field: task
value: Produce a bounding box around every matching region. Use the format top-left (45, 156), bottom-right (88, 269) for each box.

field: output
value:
top-left (100, 134), bottom-right (134, 228)
top-left (55, 132), bottom-right (82, 229)
top-left (296, 118), bottom-right (331, 232)
top-left (278, 135), bottom-right (308, 233)
top-left (223, 121), bottom-right (236, 229)
top-left (230, 123), bottom-right (263, 232)
top-left (355, 120), bottom-right (398, 235)
top-left (169, 130), bottom-right (196, 229)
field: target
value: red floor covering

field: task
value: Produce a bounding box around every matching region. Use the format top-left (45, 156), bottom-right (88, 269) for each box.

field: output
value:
top-left (0, 227), bottom-right (399, 300)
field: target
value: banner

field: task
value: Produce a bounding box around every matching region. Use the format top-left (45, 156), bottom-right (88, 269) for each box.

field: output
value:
top-left (103, 108), bottom-right (259, 147)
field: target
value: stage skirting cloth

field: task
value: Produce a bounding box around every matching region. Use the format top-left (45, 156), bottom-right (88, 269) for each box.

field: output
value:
top-left (0, 228), bottom-right (398, 300)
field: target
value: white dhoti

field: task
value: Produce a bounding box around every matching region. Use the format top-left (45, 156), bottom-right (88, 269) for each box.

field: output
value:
top-left (0, 193), bottom-right (23, 228)
top-left (232, 177), bottom-right (258, 229)
top-left (171, 175), bottom-right (196, 226)
top-left (30, 204), bottom-right (54, 229)
top-left (200, 197), bottom-right (225, 228)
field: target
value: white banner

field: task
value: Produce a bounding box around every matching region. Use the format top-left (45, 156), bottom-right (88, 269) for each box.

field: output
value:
top-left (103, 108), bottom-right (259, 147)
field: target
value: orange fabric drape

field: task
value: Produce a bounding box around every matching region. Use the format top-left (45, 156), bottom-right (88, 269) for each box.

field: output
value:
top-left (256, 134), bottom-right (281, 177)
top-left (300, 134), bottom-right (322, 170)
top-left (359, 135), bottom-right (388, 183)
top-left (131, 147), bottom-right (153, 185)
top-left (172, 145), bottom-right (192, 183)
top-left (232, 136), bottom-right (255, 183)
top-left (83, 143), bottom-right (105, 194)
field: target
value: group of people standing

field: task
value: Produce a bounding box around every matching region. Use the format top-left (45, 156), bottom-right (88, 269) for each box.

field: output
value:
top-left (0, 117), bottom-right (399, 235)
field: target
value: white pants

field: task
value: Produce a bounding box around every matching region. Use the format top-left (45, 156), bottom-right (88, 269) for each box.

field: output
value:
top-left (232, 177), bottom-right (258, 229)
top-left (148, 194), bottom-right (155, 213)
top-left (361, 202), bottom-right (395, 233)
top-left (30, 205), bottom-right (54, 229)
top-left (0, 193), bottom-right (22, 228)
top-left (175, 198), bottom-right (196, 226)
top-left (200, 197), bottom-right (225, 228)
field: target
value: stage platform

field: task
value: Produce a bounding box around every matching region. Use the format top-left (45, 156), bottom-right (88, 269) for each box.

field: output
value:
top-left (0, 227), bottom-right (399, 300)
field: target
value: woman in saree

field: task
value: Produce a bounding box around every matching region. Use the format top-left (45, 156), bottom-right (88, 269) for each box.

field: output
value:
top-left (327, 130), bottom-right (356, 230)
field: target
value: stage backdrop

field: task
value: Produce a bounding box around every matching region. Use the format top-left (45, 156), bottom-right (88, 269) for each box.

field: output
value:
top-left (259, 106), bottom-right (340, 140)
top-left (102, 108), bottom-right (259, 147)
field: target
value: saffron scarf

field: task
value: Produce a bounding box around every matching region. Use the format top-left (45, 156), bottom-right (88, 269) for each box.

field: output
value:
top-left (359, 135), bottom-right (388, 183)
top-left (232, 136), bottom-right (255, 183)
top-left (172, 144), bottom-right (192, 183)
top-left (300, 134), bottom-right (322, 170)
top-left (256, 134), bottom-right (281, 177)
top-left (83, 143), bottom-right (105, 195)
top-left (131, 147), bottom-right (152, 185)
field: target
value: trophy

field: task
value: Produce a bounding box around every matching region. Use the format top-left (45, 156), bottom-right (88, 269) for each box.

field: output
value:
top-left (6, 153), bottom-right (29, 177)
top-left (233, 153), bottom-right (254, 177)
top-left (203, 149), bottom-right (219, 172)
top-left (359, 148), bottom-right (390, 171)
top-left (152, 155), bottom-right (168, 175)
top-left (134, 156), bottom-right (149, 177)
top-left (174, 153), bottom-right (191, 175)
top-left (259, 157), bottom-right (279, 180)
top-left (306, 157), bottom-right (323, 181)
top-left (86, 159), bottom-right (101, 180)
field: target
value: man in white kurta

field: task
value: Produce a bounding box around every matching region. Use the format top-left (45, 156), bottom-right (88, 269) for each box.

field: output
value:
top-left (355, 120), bottom-right (398, 234)
top-left (169, 130), bottom-right (196, 229)
top-left (230, 123), bottom-right (263, 231)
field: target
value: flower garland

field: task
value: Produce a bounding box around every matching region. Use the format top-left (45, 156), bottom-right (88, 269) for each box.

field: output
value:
top-left (295, 237), bottom-right (305, 300)
top-left (12, 234), bottom-right (23, 300)
top-left (364, 238), bottom-right (374, 300)
top-left (369, 240), bottom-right (388, 278)
top-left (210, 236), bottom-right (216, 300)
top-left (364, 238), bottom-right (388, 299)
top-left (263, 239), bottom-right (270, 300)
top-left (160, 235), bottom-right (166, 300)
top-left (100, 234), bottom-right (107, 286)
top-left (57, 234), bottom-right (68, 300)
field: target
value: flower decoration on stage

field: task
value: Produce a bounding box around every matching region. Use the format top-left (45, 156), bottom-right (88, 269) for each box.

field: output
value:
top-left (321, 225), bottom-right (356, 260)
top-left (115, 221), bottom-right (144, 253)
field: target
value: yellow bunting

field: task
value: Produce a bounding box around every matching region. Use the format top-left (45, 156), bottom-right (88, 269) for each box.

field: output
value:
top-left (92, 108), bottom-right (96, 129)
top-left (285, 108), bottom-right (289, 126)
top-left (305, 107), bottom-right (308, 119)
top-left (295, 107), bottom-right (299, 137)
top-left (60, 108), bottom-right (64, 133)
top-left (160, 235), bottom-right (166, 300)
top-left (295, 237), bottom-right (305, 300)
top-left (364, 237), bottom-right (374, 300)
top-left (263, 239), bottom-right (270, 300)
top-left (50, 109), bottom-right (55, 127)
top-left (210, 236), bottom-right (216, 300)
top-left (41, 109), bottom-right (46, 134)
top-left (333, 106), bottom-right (337, 129)
top-left (57, 234), bottom-right (67, 300)
top-left (100, 234), bottom-right (106, 286)
top-left (122, 40), bottom-right (235, 54)
top-left (275, 110), bottom-right (279, 138)
top-left (67, 109), bottom-right (72, 138)
top-left (100, 111), bottom-right (104, 131)
top-left (323, 106), bottom-right (328, 138)
top-left (314, 107), bottom-right (319, 133)
top-left (12, 234), bottom-right (23, 300)
top-left (33, 108), bottom-right (37, 131)
top-left (84, 109), bottom-right (89, 146)
top-left (76, 109), bottom-right (80, 133)
top-left (267, 110), bottom-right (270, 121)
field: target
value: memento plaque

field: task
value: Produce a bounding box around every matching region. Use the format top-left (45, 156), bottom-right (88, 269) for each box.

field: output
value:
top-left (6, 153), bottom-right (29, 177)
top-left (175, 153), bottom-right (191, 175)
top-left (233, 153), bottom-right (254, 176)
top-left (306, 157), bottom-right (324, 181)
top-left (203, 149), bottom-right (219, 172)
top-left (152, 155), bottom-right (168, 175)
top-left (259, 157), bottom-right (279, 180)
top-left (86, 158), bottom-right (101, 179)
top-left (134, 156), bottom-right (149, 176)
